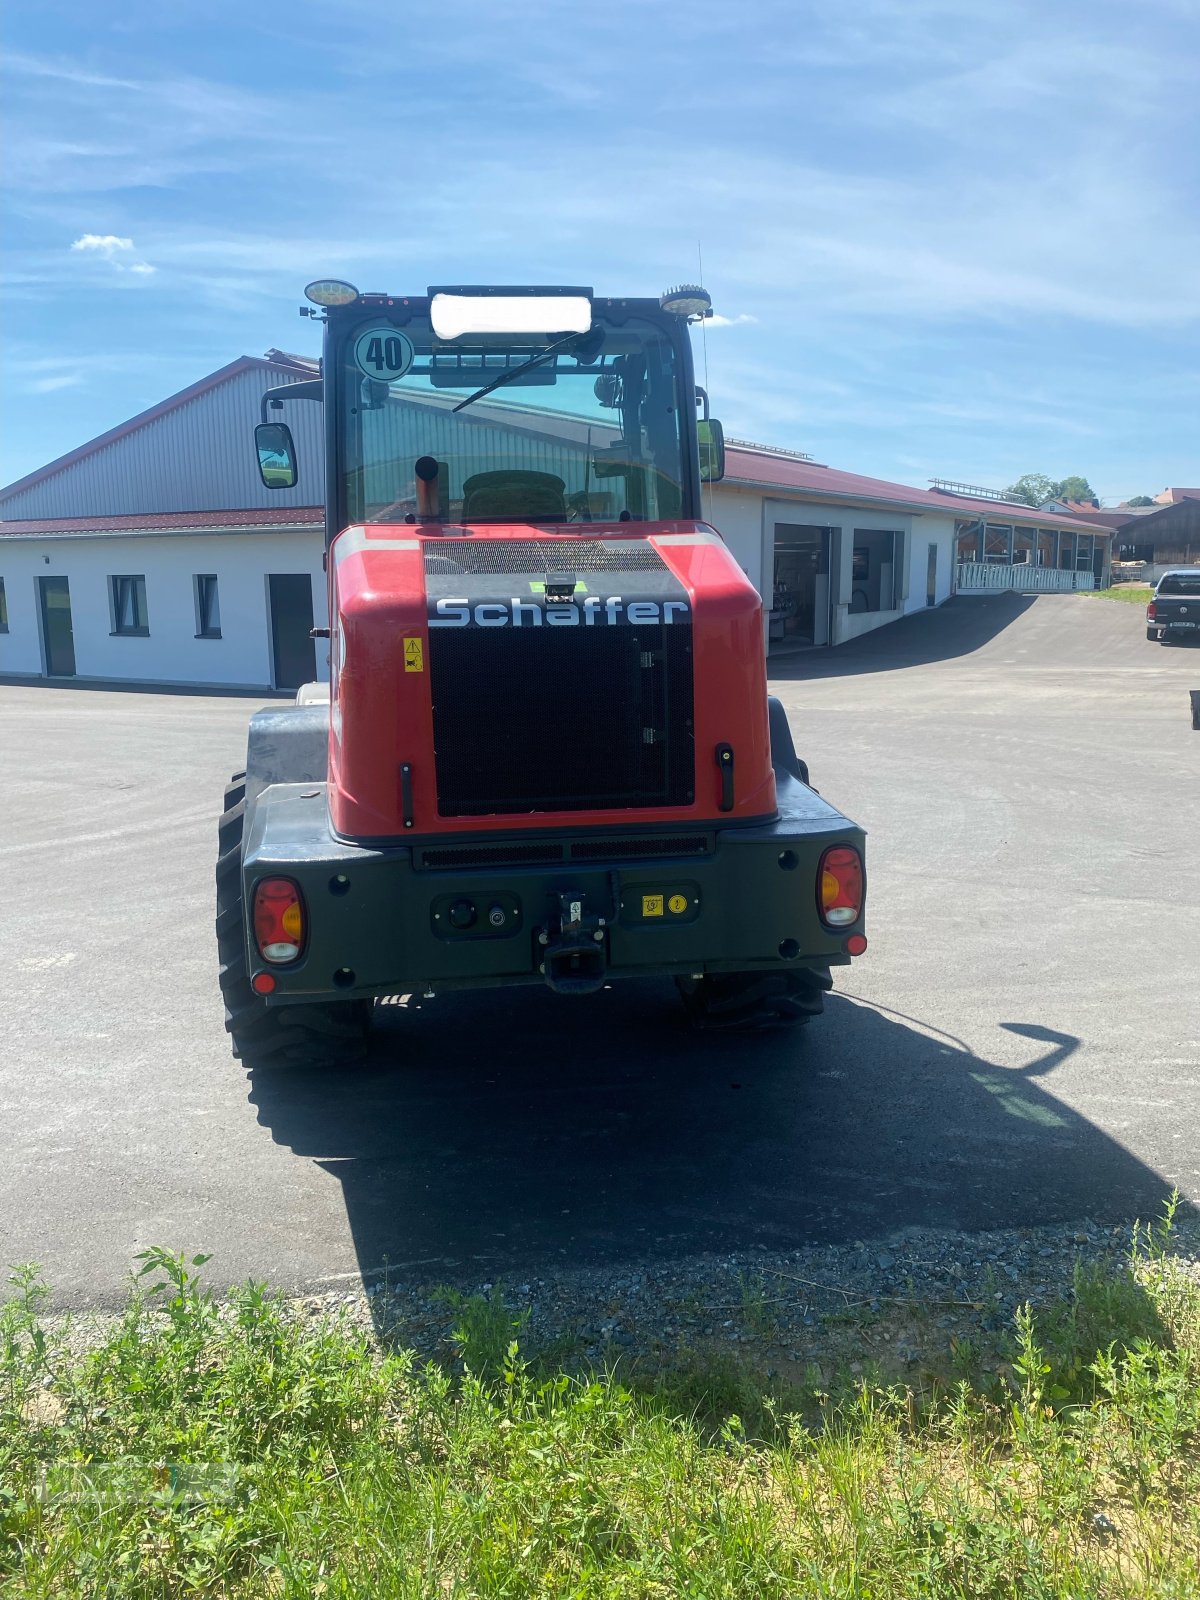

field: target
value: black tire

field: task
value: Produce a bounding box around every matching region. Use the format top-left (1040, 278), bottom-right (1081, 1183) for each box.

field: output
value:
top-left (768, 697), bottom-right (811, 787)
top-left (216, 775), bottom-right (372, 1067)
top-left (1146, 627), bottom-right (1159, 641)
top-left (676, 966), bottom-right (832, 1031)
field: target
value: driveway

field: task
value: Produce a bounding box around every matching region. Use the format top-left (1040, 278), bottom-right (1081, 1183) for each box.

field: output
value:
top-left (1, 593), bottom-right (1197, 1305)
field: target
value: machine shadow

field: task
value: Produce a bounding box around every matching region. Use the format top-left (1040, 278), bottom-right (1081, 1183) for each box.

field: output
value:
top-left (768, 593), bottom-right (1038, 681)
top-left (247, 983), bottom-right (1175, 1297)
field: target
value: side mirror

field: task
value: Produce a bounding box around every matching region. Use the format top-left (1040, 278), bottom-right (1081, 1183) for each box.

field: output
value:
top-left (255, 422), bottom-right (298, 489)
top-left (698, 418), bottom-right (725, 484)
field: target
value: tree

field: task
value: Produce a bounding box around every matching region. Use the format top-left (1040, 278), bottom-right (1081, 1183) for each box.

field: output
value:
top-left (1125, 495), bottom-right (1155, 507)
top-left (1003, 472), bottom-right (1099, 508)
top-left (1004, 473), bottom-right (1057, 508)
top-left (1055, 475), bottom-right (1098, 507)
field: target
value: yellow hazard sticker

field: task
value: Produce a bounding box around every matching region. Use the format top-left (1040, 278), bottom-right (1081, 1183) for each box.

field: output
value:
top-left (642, 894), bottom-right (664, 918)
top-left (668, 893), bottom-right (688, 914)
top-left (403, 637), bottom-right (424, 673)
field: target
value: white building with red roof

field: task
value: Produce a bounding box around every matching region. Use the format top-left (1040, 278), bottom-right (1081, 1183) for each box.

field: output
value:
top-left (0, 353), bottom-right (1113, 688)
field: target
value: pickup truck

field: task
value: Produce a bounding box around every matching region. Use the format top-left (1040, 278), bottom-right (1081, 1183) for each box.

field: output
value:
top-left (1147, 570), bottom-right (1200, 643)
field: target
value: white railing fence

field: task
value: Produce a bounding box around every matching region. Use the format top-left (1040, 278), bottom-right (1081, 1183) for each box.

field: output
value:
top-left (955, 563), bottom-right (1095, 594)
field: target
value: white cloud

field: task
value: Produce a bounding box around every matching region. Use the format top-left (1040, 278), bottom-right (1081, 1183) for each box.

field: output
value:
top-left (69, 233), bottom-right (155, 277)
top-left (28, 374), bottom-right (83, 394)
top-left (3, 49), bottom-right (139, 91)
top-left (71, 233), bottom-right (133, 258)
top-left (707, 313), bottom-right (758, 328)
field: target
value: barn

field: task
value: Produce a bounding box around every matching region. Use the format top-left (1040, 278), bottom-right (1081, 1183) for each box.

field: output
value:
top-left (0, 350), bottom-right (1112, 689)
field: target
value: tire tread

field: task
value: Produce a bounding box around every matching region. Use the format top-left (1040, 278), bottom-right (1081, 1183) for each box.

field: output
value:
top-left (215, 774), bottom-right (371, 1067)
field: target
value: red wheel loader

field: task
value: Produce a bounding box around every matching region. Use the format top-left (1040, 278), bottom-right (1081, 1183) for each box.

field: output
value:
top-left (217, 281), bottom-right (866, 1065)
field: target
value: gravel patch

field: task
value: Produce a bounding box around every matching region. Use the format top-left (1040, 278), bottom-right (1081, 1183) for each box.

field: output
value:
top-left (28, 1215), bottom-right (1200, 1387)
top-left (311, 1213), bottom-right (1200, 1382)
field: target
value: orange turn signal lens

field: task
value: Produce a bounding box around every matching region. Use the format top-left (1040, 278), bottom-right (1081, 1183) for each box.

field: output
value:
top-left (252, 877), bottom-right (306, 964)
top-left (818, 845), bottom-right (863, 929)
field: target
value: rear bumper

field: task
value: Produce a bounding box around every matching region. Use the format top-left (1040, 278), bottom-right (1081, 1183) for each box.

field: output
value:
top-left (241, 772), bottom-right (866, 1001)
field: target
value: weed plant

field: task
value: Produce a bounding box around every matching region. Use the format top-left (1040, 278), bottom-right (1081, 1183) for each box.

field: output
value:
top-left (2, 1208), bottom-right (1198, 1597)
top-left (1084, 585), bottom-right (1154, 604)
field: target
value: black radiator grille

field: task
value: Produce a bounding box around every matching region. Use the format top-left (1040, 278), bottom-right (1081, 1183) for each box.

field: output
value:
top-left (418, 835), bottom-right (709, 871)
top-left (571, 834), bottom-right (708, 860)
top-left (425, 540), bottom-right (666, 575)
top-left (420, 841), bottom-right (565, 870)
top-left (429, 623), bottom-right (694, 816)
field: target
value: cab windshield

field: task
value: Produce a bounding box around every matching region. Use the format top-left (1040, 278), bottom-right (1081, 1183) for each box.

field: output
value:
top-left (339, 312), bottom-right (687, 524)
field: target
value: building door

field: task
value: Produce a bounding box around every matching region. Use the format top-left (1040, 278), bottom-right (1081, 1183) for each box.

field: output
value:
top-left (268, 574), bottom-right (316, 690)
top-left (771, 526), bottom-right (831, 649)
top-left (38, 577), bottom-right (76, 677)
top-left (926, 542), bottom-right (938, 607)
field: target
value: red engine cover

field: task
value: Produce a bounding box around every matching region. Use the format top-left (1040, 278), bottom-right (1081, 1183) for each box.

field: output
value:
top-left (327, 521), bottom-right (775, 840)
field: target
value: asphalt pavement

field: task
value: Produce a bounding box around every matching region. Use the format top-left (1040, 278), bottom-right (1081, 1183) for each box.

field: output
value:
top-left (2, 593), bottom-right (1197, 1306)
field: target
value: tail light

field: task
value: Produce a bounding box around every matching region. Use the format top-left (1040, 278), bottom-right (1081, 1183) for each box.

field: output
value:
top-left (252, 877), bottom-right (306, 964)
top-left (818, 845), bottom-right (863, 928)
top-left (1147, 601), bottom-right (1157, 621)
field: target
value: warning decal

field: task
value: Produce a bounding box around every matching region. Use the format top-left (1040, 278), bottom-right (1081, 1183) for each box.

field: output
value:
top-left (624, 883), bottom-right (701, 926)
top-left (403, 637), bottom-right (424, 673)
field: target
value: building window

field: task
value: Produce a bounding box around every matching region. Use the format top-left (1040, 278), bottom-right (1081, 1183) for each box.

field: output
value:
top-left (849, 530), bottom-right (904, 613)
top-left (110, 575), bottom-right (149, 635)
top-left (0, 577), bottom-right (7, 632)
top-left (984, 524), bottom-right (1012, 563)
top-left (194, 574), bottom-right (221, 638)
top-left (956, 521), bottom-right (983, 563)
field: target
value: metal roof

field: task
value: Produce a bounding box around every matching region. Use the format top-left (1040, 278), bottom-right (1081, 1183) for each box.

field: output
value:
top-left (0, 356), bottom-right (314, 508)
top-left (722, 444), bottom-right (1112, 535)
top-left (0, 507), bottom-right (323, 539)
top-left (0, 347), bottom-right (1112, 539)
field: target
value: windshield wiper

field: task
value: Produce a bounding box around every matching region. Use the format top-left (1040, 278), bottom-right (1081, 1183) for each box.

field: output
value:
top-left (452, 328), bottom-right (603, 413)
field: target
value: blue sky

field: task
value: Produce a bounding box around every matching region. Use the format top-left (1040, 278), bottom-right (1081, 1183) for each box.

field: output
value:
top-left (3, 0), bottom-right (1197, 503)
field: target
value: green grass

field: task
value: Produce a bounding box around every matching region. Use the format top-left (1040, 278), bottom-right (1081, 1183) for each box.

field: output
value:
top-left (1083, 585), bottom-right (1153, 604)
top-left (3, 1213), bottom-right (1199, 1598)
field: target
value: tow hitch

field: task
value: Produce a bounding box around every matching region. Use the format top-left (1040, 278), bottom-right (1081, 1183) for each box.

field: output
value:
top-left (537, 891), bottom-right (609, 995)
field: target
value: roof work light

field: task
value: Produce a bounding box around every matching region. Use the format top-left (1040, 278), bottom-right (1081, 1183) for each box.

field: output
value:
top-left (304, 279), bottom-right (360, 308)
top-left (660, 284), bottom-right (712, 319)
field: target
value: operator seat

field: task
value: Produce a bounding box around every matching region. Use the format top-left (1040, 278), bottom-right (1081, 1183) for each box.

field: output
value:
top-left (462, 470), bottom-right (568, 522)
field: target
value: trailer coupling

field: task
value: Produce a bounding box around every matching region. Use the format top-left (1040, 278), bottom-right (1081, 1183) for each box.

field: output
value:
top-left (536, 889), bottom-right (611, 995)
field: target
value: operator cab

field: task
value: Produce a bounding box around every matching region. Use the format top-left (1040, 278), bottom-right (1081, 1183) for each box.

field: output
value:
top-left (255, 283), bottom-right (725, 537)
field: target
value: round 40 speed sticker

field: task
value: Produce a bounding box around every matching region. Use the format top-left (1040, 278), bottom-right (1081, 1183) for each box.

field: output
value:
top-left (352, 324), bottom-right (415, 384)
